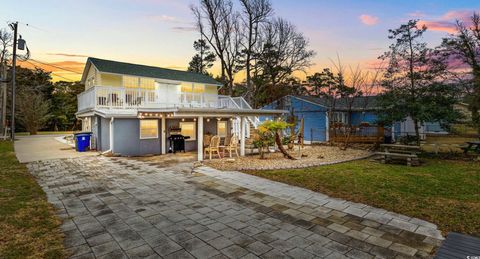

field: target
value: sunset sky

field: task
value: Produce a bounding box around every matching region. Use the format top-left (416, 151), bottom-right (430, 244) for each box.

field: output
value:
top-left (1, 0), bottom-right (479, 82)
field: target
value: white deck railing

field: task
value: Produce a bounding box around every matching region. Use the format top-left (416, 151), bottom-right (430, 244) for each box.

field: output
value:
top-left (78, 86), bottom-right (245, 111)
top-left (231, 96), bottom-right (261, 128)
top-left (77, 86), bottom-right (260, 138)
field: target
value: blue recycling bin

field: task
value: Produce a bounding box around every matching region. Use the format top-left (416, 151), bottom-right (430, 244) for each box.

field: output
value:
top-left (74, 132), bottom-right (92, 152)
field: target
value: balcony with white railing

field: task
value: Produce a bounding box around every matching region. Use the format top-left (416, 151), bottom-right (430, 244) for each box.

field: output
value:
top-left (77, 86), bottom-right (243, 112)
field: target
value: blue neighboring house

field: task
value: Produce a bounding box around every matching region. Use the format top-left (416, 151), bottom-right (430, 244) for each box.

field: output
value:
top-left (261, 95), bottom-right (379, 142)
top-left (261, 95), bottom-right (448, 143)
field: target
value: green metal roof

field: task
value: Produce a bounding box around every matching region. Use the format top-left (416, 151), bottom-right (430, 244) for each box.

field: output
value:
top-left (87, 57), bottom-right (222, 86)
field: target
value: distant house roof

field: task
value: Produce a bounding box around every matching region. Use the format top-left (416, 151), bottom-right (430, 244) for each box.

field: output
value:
top-left (81, 57), bottom-right (222, 86)
top-left (294, 95), bottom-right (379, 111)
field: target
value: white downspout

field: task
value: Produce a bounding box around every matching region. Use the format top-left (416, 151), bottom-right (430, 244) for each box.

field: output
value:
top-left (101, 117), bottom-right (114, 154)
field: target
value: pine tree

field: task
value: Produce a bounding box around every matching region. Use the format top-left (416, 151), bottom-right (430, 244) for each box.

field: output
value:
top-left (378, 20), bottom-right (459, 144)
top-left (187, 39), bottom-right (216, 75)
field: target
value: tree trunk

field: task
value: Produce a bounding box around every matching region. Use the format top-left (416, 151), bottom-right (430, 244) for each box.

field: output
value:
top-left (274, 130), bottom-right (296, 160)
top-left (413, 118), bottom-right (421, 146)
top-left (259, 146), bottom-right (265, 159)
top-left (472, 68), bottom-right (480, 135)
top-left (245, 53), bottom-right (251, 99)
top-left (472, 108), bottom-right (480, 135)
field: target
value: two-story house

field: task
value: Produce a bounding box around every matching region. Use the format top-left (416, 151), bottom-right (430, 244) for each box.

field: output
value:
top-left (77, 57), bottom-right (284, 160)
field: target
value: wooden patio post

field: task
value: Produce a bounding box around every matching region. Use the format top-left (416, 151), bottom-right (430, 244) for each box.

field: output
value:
top-left (161, 116), bottom-right (166, 154)
top-left (240, 116), bottom-right (246, 156)
top-left (197, 116), bottom-right (204, 161)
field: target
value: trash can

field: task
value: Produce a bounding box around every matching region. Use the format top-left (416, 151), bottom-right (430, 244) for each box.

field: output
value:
top-left (74, 132), bottom-right (92, 152)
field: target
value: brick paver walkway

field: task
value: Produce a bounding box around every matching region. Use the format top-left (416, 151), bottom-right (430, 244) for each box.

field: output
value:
top-left (28, 156), bottom-right (444, 258)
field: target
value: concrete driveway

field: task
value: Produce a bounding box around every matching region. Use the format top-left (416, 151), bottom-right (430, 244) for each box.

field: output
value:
top-left (15, 134), bottom-right (98, 163)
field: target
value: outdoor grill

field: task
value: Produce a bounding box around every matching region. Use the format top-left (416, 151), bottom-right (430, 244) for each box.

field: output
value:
top-left (168, 134), bottom-right (190, 153)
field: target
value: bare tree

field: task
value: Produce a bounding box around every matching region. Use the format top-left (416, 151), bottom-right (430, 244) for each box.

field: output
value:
top-left (0, 29), bottom-right (12, 134)
top-left (0, 28), bottom-right (12, 65)
top-left (191, 0), bottom-right (242, 95)
top-left (16, 89), bottom-right (50, 135)
top-left (239, 0), bottom-right (273, 102)
top-left (254, 18), bottom-right (315, 92)
top-left (339, 64), bottom-right (381, 149)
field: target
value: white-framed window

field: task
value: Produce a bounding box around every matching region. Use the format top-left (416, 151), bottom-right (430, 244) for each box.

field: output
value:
top-left (217, 121), bottom-right (227, 137)
top-left (140, 119), bottom-right (158, 139)
top-left (332, 112), bottom-right (347, 124)
top-left (180, 121), bottom-right (196, 141)
top-left (123, 76), bottom-right (155, 90)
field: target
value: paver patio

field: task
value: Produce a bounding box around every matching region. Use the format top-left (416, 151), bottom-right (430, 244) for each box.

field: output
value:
top-left (27, 156), bottom-right (444, 258)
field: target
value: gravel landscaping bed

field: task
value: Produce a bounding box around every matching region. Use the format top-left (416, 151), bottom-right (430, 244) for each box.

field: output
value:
top-left (203, 145), bottom-right (372, 170)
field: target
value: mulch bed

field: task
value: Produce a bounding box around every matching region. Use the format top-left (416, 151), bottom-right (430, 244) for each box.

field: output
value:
top-left (203, 145), bottom-right (372, 171)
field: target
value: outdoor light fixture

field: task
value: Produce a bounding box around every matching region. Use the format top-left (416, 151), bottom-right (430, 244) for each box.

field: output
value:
top-left (217, 118), bottom-right (221, 121)
top-left (206, 118), bottom-right (210, 122)
top-left (182, 118), bottom-right (185, 121)
top-left (193, 118), bottom-right (197, 121)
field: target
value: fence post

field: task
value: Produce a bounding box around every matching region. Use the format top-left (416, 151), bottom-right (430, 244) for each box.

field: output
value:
top-left (378, 126), bottom-right (384, 143)
top-left (310, 128), bottom-right (313, 143)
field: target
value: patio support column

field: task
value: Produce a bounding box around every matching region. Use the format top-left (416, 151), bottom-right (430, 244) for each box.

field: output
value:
top-left (240, 116), bottom-right (246, 156)
top-left (161, 116), bottom-right (166, 154)
top-left (109, 117), bottom-right (114, 153)
top-left (197, 116), bottom-right (204, 161)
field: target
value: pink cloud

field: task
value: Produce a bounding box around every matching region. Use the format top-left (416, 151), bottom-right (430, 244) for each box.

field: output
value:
top-left (359, 14), bottom-right (379, 26)
top-left (418, 9), bottom-right (478, 33)
top-left (417, 20), bottom-right (457, 33)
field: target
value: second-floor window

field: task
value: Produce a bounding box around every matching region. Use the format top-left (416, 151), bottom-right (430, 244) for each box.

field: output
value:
top-left (86, 77), bottom-right (94, 88)
top-left (123, 76), bottom-right (155, 89)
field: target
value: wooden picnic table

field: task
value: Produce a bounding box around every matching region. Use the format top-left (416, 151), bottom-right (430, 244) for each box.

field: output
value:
top-left (462, 141), bottom-right (480, 154)
top-left (376, 144), bottom-right (421, 166)
top-left (380, 144), bottom-right (421, 154)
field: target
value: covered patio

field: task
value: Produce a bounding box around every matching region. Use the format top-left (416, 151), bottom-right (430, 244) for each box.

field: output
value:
top-left (136, 107), bottom-right (285, 161)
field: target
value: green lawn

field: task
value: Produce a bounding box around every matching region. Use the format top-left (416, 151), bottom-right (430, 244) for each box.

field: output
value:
top-left (245, 158), bottom-right (480, 236)
top-left (0, 141), bottom-right (65, 258)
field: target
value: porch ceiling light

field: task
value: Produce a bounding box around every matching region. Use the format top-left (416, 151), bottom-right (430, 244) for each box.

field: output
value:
top-left (206, 118), bottom-right (210, 122)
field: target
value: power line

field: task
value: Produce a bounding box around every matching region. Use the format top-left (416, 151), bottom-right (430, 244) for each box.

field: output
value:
top-left (3, 20), bottom-right (48, 32)
top-left (28, 58), bottom-right (83, 74)
top-left (23, 60), bottom-right (76, 82)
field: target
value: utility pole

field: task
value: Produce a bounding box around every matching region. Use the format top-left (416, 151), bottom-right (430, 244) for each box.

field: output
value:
top-left (10, 22), bottom-right (18, 141)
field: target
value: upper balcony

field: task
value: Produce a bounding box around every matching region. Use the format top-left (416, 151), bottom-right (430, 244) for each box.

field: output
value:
top-left (78, 85), bottom-right (248, 112)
